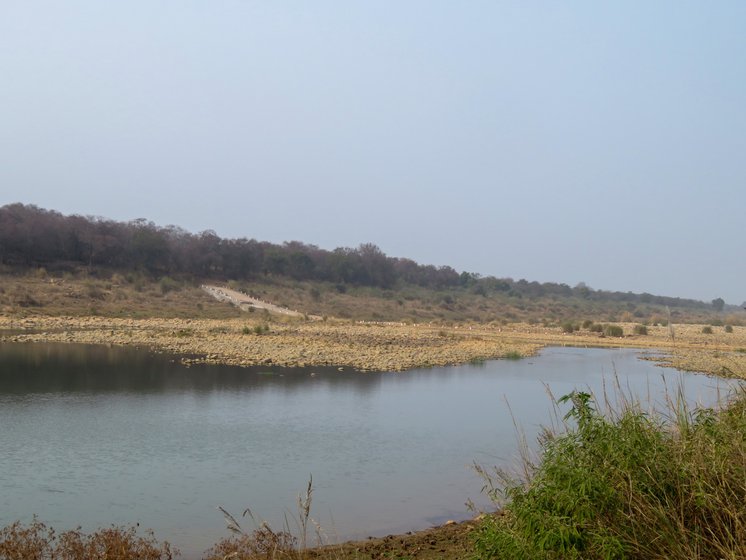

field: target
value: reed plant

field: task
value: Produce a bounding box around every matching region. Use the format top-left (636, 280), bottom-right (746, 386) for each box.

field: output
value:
top-left (474, 384), bottom-right (746, 559)
top-left (204, 476), bottom-right (330, 560)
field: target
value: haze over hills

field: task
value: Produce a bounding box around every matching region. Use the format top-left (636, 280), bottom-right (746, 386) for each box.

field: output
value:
top-left (0, 203), bottom-right (739, 324)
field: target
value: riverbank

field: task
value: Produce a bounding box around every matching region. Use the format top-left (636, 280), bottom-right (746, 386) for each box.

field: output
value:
top-left (1, 315), bottom-right (745, 377)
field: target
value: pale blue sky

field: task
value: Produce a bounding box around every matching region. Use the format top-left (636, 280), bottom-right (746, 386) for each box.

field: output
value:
top-left (1, 1), bottom-right (744, 304)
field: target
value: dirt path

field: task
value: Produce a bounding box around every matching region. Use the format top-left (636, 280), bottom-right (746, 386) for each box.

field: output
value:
top-left (202, 285), bottom-right (322, 319)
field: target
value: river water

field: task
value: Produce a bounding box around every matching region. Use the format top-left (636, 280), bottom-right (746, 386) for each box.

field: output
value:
top-left (0, 342), bottom-right (738, 558)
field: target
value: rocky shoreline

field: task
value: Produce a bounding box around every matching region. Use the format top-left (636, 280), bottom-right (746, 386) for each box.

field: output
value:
top-left (1, 316), bottom-right (745, 378)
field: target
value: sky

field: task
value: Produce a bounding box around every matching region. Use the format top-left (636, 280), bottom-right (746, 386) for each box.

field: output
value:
top-left (1, 1), bottom-right (744, 304)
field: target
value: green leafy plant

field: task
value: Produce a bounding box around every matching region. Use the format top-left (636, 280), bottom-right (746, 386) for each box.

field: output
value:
top-left (603, 324), bottom-right (623, 337)
top-left (474, 388), bottom-right (746, 560)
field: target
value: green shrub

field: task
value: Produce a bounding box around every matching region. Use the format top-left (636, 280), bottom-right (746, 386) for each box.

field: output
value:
top-left (474, 390), bottom-right (746, 560)
top-left (603, 324), bottom-right (624, 337)
top-left (159, 276), bottom-right (180, 294)
top-left (589, 323), bottom-right (603, 333)
top-left (561, 321), bottom-right (576, 334)
top-left (633, 324), bottom-right (648, 335)
top-left (702, 326), bottom-right (713, 334)
top-left (503, 351), bottom-right (522, 360)
top-left (581, 319), bottom-right (593, 329)
top-left (725, 325), bottom-right (734, 333)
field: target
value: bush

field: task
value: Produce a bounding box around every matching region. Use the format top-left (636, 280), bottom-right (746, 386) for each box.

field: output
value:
top-left (702, 326), bottom-right (713, 334)
top-left (561, 321), bottom-right (576, 334)
top-left (474, 390), bottom-right (746, 560)
top-left (725, 325), bottom-right (734, 333)
top-left (589, 323), bottom-right (603, 333)
top-left (159, 276), bottom-right (180, 295)
top-left (603, 324), bottom-right (624, 337)
top-left (0, 519), bottom-right (175, 560)
top-left (633, 324), bottom-right (648, 335)
top-left (581, 319), bottom-right (593, 329)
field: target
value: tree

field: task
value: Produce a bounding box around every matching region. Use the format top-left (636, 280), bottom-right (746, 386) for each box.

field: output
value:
top-left (712, 297), bottom-right (725, 312)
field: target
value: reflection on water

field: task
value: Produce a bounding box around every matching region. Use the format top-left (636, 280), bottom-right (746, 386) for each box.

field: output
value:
top-left (0, 342), bottom-right (739, 559)
top-left (0, 342), bottom-right (384, 394)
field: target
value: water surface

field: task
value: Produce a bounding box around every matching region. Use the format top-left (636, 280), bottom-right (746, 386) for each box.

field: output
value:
top-left (0, 343), bottom-right (737, 558)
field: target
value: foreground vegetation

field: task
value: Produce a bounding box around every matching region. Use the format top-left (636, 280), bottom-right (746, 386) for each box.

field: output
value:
top-left (474, 388), bottom-right (746, 559)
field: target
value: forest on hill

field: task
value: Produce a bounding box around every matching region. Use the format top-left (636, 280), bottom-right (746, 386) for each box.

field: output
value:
top-left (0, 203), bottom-right (726, 320)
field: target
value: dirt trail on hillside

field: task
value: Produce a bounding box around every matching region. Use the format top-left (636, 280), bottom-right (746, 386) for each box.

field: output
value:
top-left (202, 285), bottom-right (322, 319)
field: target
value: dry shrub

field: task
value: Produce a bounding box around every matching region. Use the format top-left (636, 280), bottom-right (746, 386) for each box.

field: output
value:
top-left (0, 519), bottom-right (176, 560)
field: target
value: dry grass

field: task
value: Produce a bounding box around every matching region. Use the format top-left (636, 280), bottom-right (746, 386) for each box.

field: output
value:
top-left (0, 519), bottom-right (176, 559)
top-left (1, 270), bottom-right (737, 326)
top-left (0, 272), bottom-right (242, 319)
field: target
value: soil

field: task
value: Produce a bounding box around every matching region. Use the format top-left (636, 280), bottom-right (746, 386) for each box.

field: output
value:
top-left (306, 518), bottom-right (482, 560)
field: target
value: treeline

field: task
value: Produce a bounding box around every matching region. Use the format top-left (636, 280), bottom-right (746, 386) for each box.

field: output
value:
top-left (0, 203), bottom-right (710, 309)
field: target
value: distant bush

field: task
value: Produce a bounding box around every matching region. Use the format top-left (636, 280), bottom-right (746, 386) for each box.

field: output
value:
top-left (561, 321), bottom-right (576, 334)
top-left (503, 351), bottom-right (522, 360)
top-left (86, 283), bottom-right (106, 300)
top-left (725, 325), bottom-right (734, 333)
top-left (581, 319), bottom-right (593, 329)
top-left (633, 324), bottom-right (648, 335)
top-left (603, 324), bottom-right (624, 337)
top-left (589, 323), bottom-right (604, 333)
top-left (159, 276), bottom-right (180, 294)
top-left (14, 291), bottom-right (41, 307)
top-left (702, 326), bottom-right (713, 334)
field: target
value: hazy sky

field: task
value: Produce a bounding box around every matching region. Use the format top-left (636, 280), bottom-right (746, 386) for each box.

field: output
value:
top-left (1, 2), bottom-right (744, 304)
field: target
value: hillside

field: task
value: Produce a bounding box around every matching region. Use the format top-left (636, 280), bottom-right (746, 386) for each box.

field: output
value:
top-left (0, 203), bottom-right (738, 325)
